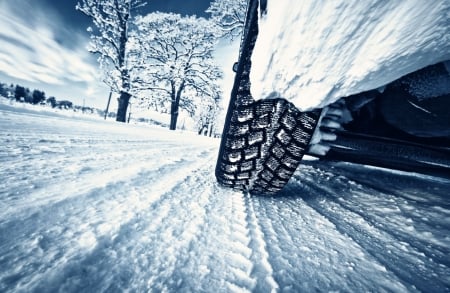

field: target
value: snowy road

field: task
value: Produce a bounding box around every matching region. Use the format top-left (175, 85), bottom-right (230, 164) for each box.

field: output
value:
top-left (1, 104), bottom-right (449, 292)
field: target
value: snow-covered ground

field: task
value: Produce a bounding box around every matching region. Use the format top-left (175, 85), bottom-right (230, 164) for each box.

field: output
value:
top-left (1, 104), bottom-right (449, 292)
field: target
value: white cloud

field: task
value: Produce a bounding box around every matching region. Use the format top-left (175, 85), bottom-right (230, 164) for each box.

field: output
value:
top-left (0, 1), bottom-right (108, 107)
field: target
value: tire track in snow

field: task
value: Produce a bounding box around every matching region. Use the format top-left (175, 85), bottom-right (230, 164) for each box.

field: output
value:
top-left (317, 184), bottom-right (450, 267)
top-left (0, 136), bottom-right (197, 196)
top-left (296, 183), bottom-right (447, 291)
top-left (0, 148), bottom-right (215, 292)
top-left (29, 152), bottom-right (252, 292)
top-left (42, 155), bottom-right (216, 292)
top-left (308, 162), bottom-right (450, 266)
top-left (202, 190), bottom-right (255, 292)
top-left (292, 163), bottom-right (450, 292)
top-left (0, 138), bottom-right (175, 193)
top-left (151, 176), bottom-right (254, 292)
top-left (243, 193), bottom-right (279, 292)
top-left (168, 186), bottom-right (256, 292)
top-left (250, 188), bottom-right (410, 292)
top-left (249, 196), bottom-right (302, 290)
top-left (0, 144), bottom-right (208, 223)
top-left (0, 143), bottom-right (183, 202)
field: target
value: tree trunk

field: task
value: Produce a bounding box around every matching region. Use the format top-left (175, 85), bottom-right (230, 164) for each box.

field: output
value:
top-left (169, 81), bottom-right (185, 131)
top-left (198, 125), bottom-right (207, 135)
top-left (170, 98), bottom-right (179, 130)
top-left (104, 91), bottom-right (112, 120)
top-left (115, 11), bottom-right (130, 123)
top-left (208, 122), bottom-right (214, 137)
top-left (116, 91), bottom-right (131, 122)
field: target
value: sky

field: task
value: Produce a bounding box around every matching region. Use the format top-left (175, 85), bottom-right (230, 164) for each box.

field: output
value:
top-left (0, 0), bottom-right (236, 110)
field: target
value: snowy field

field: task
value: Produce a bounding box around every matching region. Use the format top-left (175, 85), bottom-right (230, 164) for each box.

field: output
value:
top-left (1, 103), bottom-right (449, 292)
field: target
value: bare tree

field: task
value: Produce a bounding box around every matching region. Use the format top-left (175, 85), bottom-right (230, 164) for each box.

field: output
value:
top-left (134, 13), bottom-right (223, 130)
top-left (76, 0), bottom-right (146, 122)
top-left (206, 0), bottom-right (247, 40)
top-left (196, 93), bottom-right (222, 137)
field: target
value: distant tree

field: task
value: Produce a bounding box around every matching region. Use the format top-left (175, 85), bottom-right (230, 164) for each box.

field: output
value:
top-left (134, 13), bottom-right (223, 130)
top-left (206, 0), bottom-right (247, 40)
top-left (7, 86), bottom-right (15, 98)
top-left (32, 89), bottom-right (46, 104)
top-left (47, 96), bottom-right (57, 108)
top-left (14, 85), bottom-right (26, 102)
top-left (196, 93), bottom-right (222, 137)
top-left (57, 100), bottom-right (73, 109)
top-left (76, 0), bottom-right (146, 122)
top-left (23, 88), bottom-right (35, 104)
top-left (0, 83), bottom-right (15, 99)
top-left (0, 83), bottom-right (6, 97)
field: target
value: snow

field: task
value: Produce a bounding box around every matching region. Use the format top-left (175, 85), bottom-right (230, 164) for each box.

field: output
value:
top-left (1, 103), bottom-right (449, 292)
top-left (250, 0), bottom-right (450, 110)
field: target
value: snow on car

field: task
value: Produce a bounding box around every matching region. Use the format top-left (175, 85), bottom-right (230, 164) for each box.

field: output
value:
top-left (251, 0), bottom-right (450, 110)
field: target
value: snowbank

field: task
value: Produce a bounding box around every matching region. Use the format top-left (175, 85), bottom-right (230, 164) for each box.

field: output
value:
top-left (250, 0), bottom-right (450, 110)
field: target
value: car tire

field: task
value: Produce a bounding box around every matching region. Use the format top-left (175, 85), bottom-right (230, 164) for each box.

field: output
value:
top-left (216, 97), bottom-right (320, 195)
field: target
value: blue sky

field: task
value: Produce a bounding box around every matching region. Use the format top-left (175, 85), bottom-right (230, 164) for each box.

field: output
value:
top-left (0, 0), bottom-right (217, 109)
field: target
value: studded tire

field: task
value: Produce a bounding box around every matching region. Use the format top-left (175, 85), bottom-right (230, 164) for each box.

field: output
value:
top-left (216, 98), bottom-right (320, 195)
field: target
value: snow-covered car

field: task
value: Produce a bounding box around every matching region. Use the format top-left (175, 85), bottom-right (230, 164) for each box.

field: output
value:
top-left (215, 0), bottom-right (450, 195)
